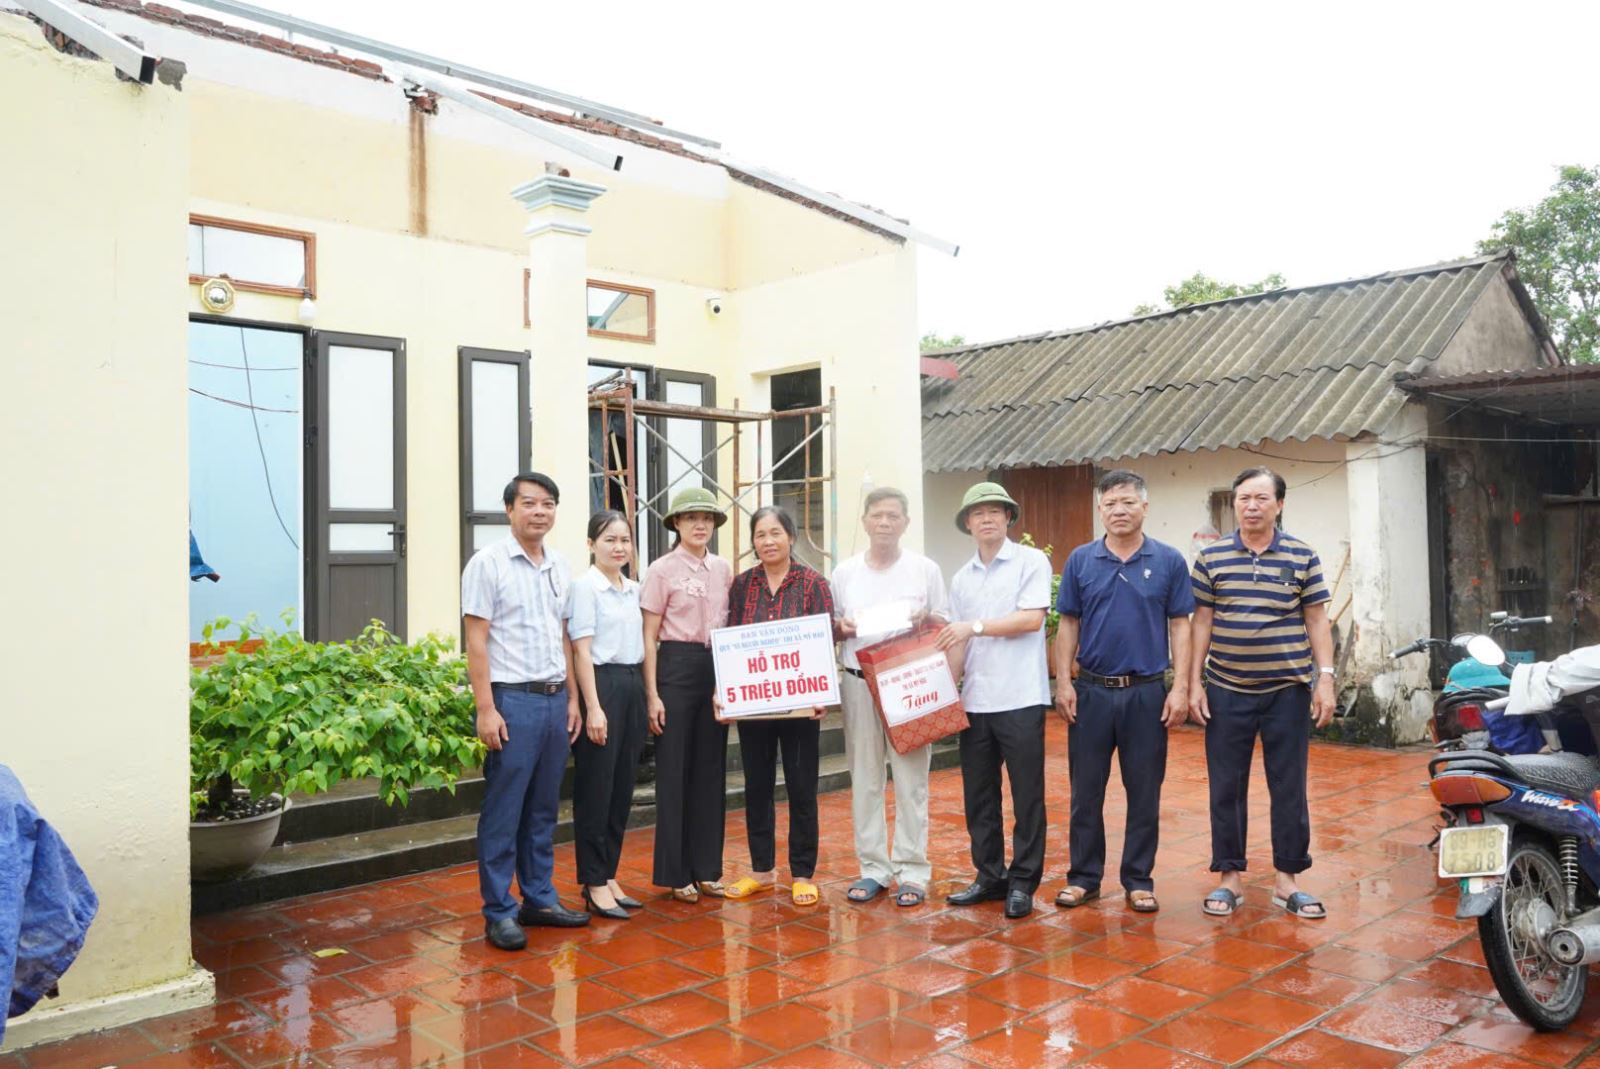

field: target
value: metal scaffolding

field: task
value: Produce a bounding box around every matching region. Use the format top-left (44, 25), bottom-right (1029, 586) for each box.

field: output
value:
top-left (587, 379), bottom-right (838, 572)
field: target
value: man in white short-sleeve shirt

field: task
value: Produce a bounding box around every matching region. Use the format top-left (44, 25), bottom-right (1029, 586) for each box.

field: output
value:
top-left (832, 488), bottom-right (948, 908)
top-left (936, 481), bottom-right (1052, 919)
top-left (461, 472), bottom-right (589, 950)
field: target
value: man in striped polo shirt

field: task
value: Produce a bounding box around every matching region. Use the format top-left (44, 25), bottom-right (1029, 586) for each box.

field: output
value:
top-left (1189, 467), bottom-right (1336, 921)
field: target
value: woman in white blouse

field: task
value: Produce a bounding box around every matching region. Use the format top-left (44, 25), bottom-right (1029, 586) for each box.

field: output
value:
top-left (568, 510), bottom-right (648, 920)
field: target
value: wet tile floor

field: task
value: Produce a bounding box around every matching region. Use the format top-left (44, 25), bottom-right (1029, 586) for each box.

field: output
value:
top-left (13, 721), bottom-right (1600, 1068)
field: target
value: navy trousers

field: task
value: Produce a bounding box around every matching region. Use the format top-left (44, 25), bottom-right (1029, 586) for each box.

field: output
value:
top-left (958, 706), bottom-right (1047, 893)
top-left (478, 685), bottom-right (570, 921)
top-left (1067, 679), bottom-right (1167, 893)
top-left (1204, 682), bottom-right (1312, 874)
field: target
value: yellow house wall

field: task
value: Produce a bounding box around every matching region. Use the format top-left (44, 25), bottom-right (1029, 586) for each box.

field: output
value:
top-left (146, 16), bottom-right (918, 632)
top-left (0, 16), bottom-right (210, 1045)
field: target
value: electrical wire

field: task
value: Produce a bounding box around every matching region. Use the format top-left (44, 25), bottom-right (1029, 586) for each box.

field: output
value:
top-left (189, 358), bottom-right (299, 372)
top-left (235, 329), bottom-right (301, 551)
top-left (188, 388), bottom-right (298, 414)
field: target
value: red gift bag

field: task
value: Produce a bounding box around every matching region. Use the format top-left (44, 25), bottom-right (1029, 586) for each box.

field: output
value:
top-left (855, 622), bottom-right (969, 754)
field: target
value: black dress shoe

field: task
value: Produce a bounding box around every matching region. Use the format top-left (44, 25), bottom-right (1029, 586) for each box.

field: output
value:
top-left (615, 894), bottom-right (643, 910)
top-left (517, 902), bottom-right (591, 928)
top-left (1005, 889), bottom-right (1034, 919)
top-left (946, 881), bottom-right (1007, 906)
top-left (583, 887), bottom-right (631, 921)
top-left (485, 916), bottom-right (528, 951)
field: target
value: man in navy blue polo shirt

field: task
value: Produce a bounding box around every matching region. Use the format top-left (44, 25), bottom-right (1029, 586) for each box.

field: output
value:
top-left (1053, 470), bottom-right (1194, 913)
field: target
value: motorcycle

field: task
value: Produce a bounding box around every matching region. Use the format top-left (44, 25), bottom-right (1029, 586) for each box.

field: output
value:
top-left (1393, 612), bottom-right (1551, 751)
top-left (1429, 637), bottom-right (1600, 1030)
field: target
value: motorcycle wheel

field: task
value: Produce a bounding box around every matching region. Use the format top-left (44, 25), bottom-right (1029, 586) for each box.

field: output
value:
top-left (1479, 836), bottom-right (1587, 1031)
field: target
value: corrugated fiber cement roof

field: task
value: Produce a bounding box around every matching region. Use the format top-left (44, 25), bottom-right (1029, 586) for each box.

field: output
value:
top-left (922, 254), bottom-right (1511, 472)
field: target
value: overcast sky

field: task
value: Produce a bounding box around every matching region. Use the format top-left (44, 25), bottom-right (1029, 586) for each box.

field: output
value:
top-left (200, 0), bottom-right (1599, 344)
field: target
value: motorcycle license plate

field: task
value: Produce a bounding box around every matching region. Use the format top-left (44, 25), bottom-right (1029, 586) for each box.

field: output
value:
top-left (1437, 824), bottom-right (1509, 878)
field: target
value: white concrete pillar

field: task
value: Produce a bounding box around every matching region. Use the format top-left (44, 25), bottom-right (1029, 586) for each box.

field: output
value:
top-left (513, 171), bottom-right (606, 564)
top-left (1343, 405), bottom-right (1434, 742)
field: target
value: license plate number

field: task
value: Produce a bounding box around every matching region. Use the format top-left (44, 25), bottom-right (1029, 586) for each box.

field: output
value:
top-left (1438, 824), bottom-right (1509, 878)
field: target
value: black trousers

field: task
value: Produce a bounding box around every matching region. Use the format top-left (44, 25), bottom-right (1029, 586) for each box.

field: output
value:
top-left (736, 716), bottom-right (820, 878)
top-left (1204, 682), bottom-right (1312, 874)
top-left (572, 663), bottom-right (647, 886)
top-left (651, 643), bottom-right (728, 887)
top-left (958, 705), bottom-right (1047, 893)
top-left (1068, 679), bottom-right (1167, 892)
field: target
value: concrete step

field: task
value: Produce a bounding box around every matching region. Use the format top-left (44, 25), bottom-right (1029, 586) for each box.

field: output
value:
top-left (194, 737), bottom-right (961, 914)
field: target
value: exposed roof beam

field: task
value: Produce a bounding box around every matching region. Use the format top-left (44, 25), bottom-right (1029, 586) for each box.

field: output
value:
top-left (18, 0), bottom-right (157, 82)
top-left (173, 0), bottom-right (720, 149)
top-left (398, 66), bottom-right (623, 173)
top-left (717, 153), bottom-right (959, 257)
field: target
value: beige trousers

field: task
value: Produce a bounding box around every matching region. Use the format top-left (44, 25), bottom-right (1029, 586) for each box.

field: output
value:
top-left (840, 670), bottom-right (932, 888)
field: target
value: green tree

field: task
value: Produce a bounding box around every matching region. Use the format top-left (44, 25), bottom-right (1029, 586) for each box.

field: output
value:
top-left (920, 331), bottom-right (966, 352)
top-left (1132, 271), bottom-right (1286, 316)
top-left (1478, 164), bottom-right (1600, 362)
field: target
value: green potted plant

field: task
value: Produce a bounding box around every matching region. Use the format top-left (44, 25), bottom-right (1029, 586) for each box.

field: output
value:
top-left (189, 615), bottom-right (484, 881)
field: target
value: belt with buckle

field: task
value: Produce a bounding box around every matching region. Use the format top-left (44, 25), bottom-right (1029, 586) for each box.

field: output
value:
top-left (494, 680), bottom-right (566, 695)
top-left (1078, 670), bottom-right (1164, 689)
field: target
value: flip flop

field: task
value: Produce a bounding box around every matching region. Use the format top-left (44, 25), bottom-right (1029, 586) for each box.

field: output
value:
top-left (847, 878), bottom-right (887, 902)
top-left (1202, 887), bottom-right (1240, 917)
top-left (1055, 886), bottom-right (1100, 909)
top-left (792, 880), bottom-right (820, 906)
top-left (722, 877), bottom-right (771, 900)
top-left (696, 880), bottom-right (726, 899)
top-left (895, 884), bottom-right (926, 908)
top-left (1125, 889), bottom-right (1159, 913)
top-left (670, 884), bottom-right (700, 903)
top-left (1272, 891), bottom-right (1327, 920)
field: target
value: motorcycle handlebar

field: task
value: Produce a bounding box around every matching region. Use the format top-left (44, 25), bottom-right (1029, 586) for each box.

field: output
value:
top-left (1391, 638), bottom-right (1430, 659)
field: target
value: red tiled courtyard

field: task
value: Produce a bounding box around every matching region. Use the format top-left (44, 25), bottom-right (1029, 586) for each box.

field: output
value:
top-left (11, 721), bottom-right (1600, 1069)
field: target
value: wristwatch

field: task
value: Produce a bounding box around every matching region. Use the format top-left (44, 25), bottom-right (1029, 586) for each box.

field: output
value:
top-left (972, 620), bottom-right (986, 636)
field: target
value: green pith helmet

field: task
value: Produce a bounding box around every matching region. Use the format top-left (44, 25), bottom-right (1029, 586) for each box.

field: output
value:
top-left (662, 486), bottom-right (728, 529)
top-left (955, 481), bottom-right (1020, 533)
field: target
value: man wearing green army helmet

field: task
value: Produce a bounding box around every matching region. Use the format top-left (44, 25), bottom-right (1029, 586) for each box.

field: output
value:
top-left (937, 479), bottom-right (1052, 919)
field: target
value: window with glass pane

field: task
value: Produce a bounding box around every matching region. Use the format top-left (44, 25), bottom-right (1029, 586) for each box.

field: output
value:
top-left (188, 215), bottom-right (315, 296)
top-left (586, 281), bottom-right (654, 342)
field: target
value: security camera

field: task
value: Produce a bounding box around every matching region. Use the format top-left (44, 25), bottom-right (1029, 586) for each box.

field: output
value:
top-left (706, 295), bottom-right (725, 316)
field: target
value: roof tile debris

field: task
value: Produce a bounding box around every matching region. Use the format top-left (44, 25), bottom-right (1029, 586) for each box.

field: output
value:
top-left (922, 254), bottom-right (1524, 471)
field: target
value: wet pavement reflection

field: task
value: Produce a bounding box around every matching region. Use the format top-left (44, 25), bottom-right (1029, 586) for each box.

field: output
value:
top-left (11, 722), bottom-right (1600, 1067)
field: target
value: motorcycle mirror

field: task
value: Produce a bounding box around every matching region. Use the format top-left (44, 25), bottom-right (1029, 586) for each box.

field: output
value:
top-left (1460, 634), bottom-right (1507, 667)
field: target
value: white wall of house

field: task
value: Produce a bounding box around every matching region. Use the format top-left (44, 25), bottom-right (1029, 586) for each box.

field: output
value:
top-left (0, 16), bottom-right (212, 1047)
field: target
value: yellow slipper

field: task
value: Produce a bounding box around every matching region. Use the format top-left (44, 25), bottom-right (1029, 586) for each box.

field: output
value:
top-left (791, 880), bottom-right (820, 906)
top-left (722, 876), bottom-right (771, 900)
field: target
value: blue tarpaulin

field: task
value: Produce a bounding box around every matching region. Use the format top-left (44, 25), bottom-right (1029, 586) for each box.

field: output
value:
top-left (190, 529), bottom-right (220, 583)
top-left (0, 766), bottom-right (97, 1041)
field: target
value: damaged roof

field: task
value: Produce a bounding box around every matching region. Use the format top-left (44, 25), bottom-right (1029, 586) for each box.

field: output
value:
top-left (922, 254), bottom-right (1534, 471)
top-left (70, 0), bottom-right (912, 245)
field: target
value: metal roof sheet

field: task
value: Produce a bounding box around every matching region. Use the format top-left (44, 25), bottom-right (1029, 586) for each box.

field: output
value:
top-left (922, 255), bottom-right (1511, 471)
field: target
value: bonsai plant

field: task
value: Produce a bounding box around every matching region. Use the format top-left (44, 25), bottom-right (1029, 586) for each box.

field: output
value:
top-left (189, 614), bottom-right (484, 880)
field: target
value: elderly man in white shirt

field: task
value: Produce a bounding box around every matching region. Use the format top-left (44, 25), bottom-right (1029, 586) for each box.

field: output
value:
top-left (935, 481), bottom-right (1052, 919)
top-left (832, 487), bottom-right (949, 908)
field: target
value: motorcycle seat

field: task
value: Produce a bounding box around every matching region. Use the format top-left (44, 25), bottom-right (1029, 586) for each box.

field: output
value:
top-left (1503, 752), bottom-right (1600, 797)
